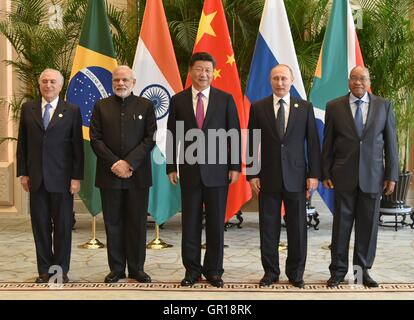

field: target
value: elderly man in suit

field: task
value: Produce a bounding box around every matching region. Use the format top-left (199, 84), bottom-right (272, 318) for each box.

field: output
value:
top-left (322, 66), bottom-right (398, 288)
top-left (166, 52), bottom-right (241, 288)
top-left (247, 64), bottom-right (321, 288)
top-left (16, 68), bottom-right (84, 283)
top-left (90, 65), bottom-right (156, 284)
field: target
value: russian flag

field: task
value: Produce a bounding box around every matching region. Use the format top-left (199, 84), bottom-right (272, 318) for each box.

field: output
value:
top-left (244, 0), bottom-right (306, 117)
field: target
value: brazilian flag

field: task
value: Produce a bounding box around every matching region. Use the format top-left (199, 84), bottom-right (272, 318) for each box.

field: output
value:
top-left (67, 0), bottom-right (117, 216)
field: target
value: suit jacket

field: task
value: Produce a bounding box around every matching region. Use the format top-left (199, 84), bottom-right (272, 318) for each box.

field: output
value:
top-left (16, 98), bottom-right (84, 193)
top-left (322, 93), bottom-right (399, 193)
top-left (247, 95), bottom-right (321, 192)
top-left (166, 86), bottom-right (241, 187)
top-left (90, 94), bottom-right (156, 189)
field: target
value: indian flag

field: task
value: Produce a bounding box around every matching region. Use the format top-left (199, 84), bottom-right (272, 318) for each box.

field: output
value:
top-left (132, 0), bottom-right (182, 225)
top-left (66, 0), bottom-right (117, 216)
top-left (309, 0), bottom-right (366, 213)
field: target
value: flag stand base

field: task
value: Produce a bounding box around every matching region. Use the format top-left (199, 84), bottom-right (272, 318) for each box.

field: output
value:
top-left (79, 238), bottom-right (105, 249)
top-left (278, 242), bottom-right (287, 250)
top-left (79, 217), bottom-right (105, 249)
top-left (146, 224), bottom-right (173, 249)
top-left (146, 237), bottom-right (173, 250)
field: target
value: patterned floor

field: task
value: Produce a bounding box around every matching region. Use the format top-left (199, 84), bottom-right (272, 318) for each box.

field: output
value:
top-left (0, 192), bottom-right (413, 299)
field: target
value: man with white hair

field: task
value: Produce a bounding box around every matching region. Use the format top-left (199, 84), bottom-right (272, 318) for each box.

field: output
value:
top-left (90, 66), bottom-right (156, 283)
top-left (17, 68), bottom-right (84, 283)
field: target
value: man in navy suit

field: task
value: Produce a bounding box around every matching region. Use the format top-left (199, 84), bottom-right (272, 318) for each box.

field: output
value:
top-left (322, 66), bottom-right (398, 288)
top-left (166, 52), bottom-right (241, 288)
top-left (16, 68), bottom-right (84, 283)
top-left (247, 64), bottom-right (321, 288)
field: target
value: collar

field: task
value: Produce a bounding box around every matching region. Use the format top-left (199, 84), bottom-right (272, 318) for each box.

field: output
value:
top-left (192, 86), bottom-right (210, 99)
top-left (273, 92), bottom-right (291, 106)
top-left (114, 92), bottom-right (135, 104)
top-left (42, 96), bottom-right (59, 109)
top-left (350, 92), bottom-right (369, 104)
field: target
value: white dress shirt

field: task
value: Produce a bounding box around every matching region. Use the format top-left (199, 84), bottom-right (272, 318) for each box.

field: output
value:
top-left (273, 92), bottom-right (290, 131)
top-left (192, 86), bottom-right (210, 117)
top-left (349, 92), bottom-right (369, 125)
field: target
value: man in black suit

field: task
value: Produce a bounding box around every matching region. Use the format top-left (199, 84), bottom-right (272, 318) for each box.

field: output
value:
top-left (166, 52), bottom-right (241, 288)
top-left (247, 64), bottom-right (321, 288)
top-left (16, 68), bottom-right (84, 283)
top-left (90, 65), bottom-right (156, 284)
top-left (322, 66), bottom-right (398, 288)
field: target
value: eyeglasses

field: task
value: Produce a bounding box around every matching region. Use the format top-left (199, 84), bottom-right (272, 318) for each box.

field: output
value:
top-left (350, 76), bottom-right (370, 83)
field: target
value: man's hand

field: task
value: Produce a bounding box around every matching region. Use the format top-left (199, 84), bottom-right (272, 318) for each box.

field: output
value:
top-left (323, 179), bottom-right (334, 189)
top-left (383, 180), bottom-right (396, 196)
top-left (70, 179), bottom-right (81, 194)
top-left (228, 170), bottom-right (240, 184)
top-left (20, 176), bottom-right (30, 192)
top-left (111, 160), bottom-right (133, 178)
top-left (307, 178), bottom-right (319, 192)
top-left (168, 172), bottom-right (178, 185)
top-left (249, 178), bottom-right (261, 196)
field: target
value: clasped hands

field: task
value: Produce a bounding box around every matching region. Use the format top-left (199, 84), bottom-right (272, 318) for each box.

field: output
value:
top-left (111, 160), bottom-right (133, 178)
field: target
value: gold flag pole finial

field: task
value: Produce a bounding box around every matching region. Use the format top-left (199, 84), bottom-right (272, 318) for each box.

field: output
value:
top-left (146, 224), bottom-right (173, 249)
top-left (79, 217), bottom-right (105, 249)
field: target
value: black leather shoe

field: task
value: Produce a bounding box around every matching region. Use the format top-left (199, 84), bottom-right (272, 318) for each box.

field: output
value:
top-left (206, 275), bottom-right (224, 288)
top-left (361, 271), bottom-right (379, 288)
top-left (62, 274), bottom-right (69, 284)
top-left (289, 279), bottom-right (305, 289)
top-left (259, 274), bottom-right (279, 286)
top-left (130, 271), bottom-right (151, 283)
top-left (327, 275), bottom-right (345, 288)
top-left (104, 271), bottom-right (126, 283)
top-left (35, 273), bottom-right (50, 283)
top-left (181, 277), bottom-right (198, 287)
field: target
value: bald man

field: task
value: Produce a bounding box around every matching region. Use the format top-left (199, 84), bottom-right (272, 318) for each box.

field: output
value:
top-left (322, 66), bottom-right (398, 288)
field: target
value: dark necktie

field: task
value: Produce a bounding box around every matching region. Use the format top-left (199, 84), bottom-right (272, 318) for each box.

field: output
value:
top-left (354, 99), bottom-right (363, 137)
top-left (276, 99), bottom-right (285, 139)
top-left (196, 92), bottom-right (204, 129)
top-left (43, 103), bottom-right (52, 129)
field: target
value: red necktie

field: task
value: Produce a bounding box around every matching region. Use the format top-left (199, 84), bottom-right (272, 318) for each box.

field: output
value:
top-left (196, 92), bottom-right (204, 129)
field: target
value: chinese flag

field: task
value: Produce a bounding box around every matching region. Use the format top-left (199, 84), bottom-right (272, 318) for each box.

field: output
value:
top-left (186, 0), bottom-right (252, 222)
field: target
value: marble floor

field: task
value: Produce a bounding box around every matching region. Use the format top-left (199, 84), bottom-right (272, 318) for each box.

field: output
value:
top-left (0, 192), bottom-right (413, 300)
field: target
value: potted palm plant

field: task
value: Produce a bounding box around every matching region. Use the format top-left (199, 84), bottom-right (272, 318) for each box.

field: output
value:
top-left (358, 0), bottom-right (414, 227)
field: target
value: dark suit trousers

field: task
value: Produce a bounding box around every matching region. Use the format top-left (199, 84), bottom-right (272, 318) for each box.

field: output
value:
top-left (329, 188), bottom-right (380, 277)
top-left (100, 188), bottom-right (149, 275)
top-left (181, 185), bottom-right (228, 278)
top-left (29, 183), bottom-right (73, 275)
top-left (259, 189), bottom-right (307, 281)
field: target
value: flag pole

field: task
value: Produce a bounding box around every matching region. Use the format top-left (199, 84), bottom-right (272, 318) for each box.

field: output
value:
top-left (79, 217), bottom-right (105, 249)
top-left (146, 224), bottom-right (173, 249)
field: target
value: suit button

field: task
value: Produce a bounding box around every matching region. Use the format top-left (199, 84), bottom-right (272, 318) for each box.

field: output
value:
top-left (121, 113), bottom-right (124, 116)
top-left (281, 144), bottom-right (284, 147)
top-left (360, 141), bottom-right (362, 144)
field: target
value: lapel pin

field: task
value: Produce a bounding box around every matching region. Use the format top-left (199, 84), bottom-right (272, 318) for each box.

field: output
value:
top-left (58, 113), bottom-right (63, 118)
top-left (294, 103), bottom-right (299, 108)
top-left (138, 115), bottom-right (143, 120)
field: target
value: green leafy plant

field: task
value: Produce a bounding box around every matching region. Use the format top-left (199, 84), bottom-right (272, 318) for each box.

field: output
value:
top-left (358, 0), bottom-right (414, 172)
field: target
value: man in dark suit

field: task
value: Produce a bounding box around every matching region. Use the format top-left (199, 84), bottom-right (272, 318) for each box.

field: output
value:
top-left (16, 68), bottom-right (84, 283)
top-left (90, 65), bottom-right (156, 284)
top-left (247, 64), bottom-right (321, 288)
top-left (322, 66), bottom-right (398, 288)
top-left (166, 52), bottom-right (241, 288)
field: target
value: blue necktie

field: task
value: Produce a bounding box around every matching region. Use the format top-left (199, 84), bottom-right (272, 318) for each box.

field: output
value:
top-left (354, 99), bottom-right (363, 137)
top-left (277, 99), bottom-right (285, 139)
top-left (43, 103), bottom-right (52, 129)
